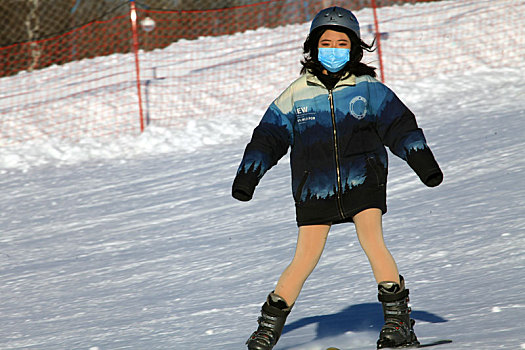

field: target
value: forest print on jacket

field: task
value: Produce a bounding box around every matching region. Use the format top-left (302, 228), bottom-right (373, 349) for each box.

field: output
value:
top-left (233, 72), bottom-right (442, 226)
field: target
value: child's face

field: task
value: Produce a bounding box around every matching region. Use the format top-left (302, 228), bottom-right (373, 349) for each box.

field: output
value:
top-left (318, 29), bottom-right (351, 49)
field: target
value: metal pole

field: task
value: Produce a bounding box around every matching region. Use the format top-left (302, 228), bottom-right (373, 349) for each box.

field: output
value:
top-left (371, 0), bottom-right (385, 82)
top-left (129, 0), bottom-right (145, 132)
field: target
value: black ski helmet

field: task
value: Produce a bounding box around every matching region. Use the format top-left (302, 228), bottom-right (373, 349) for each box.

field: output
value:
top-left (310, 7), bottom-right (360, 39)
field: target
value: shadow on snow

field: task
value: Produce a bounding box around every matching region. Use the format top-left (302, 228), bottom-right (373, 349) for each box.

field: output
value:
top-left (279, 302), bottom-right (448, 348)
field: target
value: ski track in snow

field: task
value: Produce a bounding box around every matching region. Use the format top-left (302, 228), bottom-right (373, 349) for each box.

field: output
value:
top-left (1, 1), bottom-right (525, 349)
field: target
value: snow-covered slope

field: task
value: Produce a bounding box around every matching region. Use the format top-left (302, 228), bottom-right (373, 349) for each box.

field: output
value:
top-left (0, 1), bottom-right (524, 349)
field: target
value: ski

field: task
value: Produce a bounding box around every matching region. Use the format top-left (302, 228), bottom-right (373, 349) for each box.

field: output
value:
top-left (325, 339), bottom-right (452, 350)
top-left (417, 339), bottom-right (453, 348)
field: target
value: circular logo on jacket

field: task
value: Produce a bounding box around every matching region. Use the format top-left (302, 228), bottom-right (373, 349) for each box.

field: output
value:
top-left (350, 96), bottom-right (367, 120)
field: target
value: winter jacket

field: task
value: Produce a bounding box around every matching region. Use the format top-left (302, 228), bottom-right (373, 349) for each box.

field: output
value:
top-left (232, 72), bottom-right (443, 226)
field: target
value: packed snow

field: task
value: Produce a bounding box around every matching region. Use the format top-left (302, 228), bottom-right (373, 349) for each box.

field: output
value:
top-left (1, 0), bottom-right (524, 349)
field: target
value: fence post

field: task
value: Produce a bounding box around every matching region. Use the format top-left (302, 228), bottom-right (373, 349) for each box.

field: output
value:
top-left (129, 0), bottom-right (145, 132)
top-left (370, 0), bottom-right (385, 82)
top-left (26, 0), bottom-right (41, 72)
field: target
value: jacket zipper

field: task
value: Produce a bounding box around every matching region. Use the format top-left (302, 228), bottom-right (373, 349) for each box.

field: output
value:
top-left (328, 90), bottom-right (346, 219)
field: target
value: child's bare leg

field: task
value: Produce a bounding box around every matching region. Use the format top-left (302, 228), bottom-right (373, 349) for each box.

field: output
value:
top-left (353, 208), bottom-right (400, 284)
top-left (274, 224), bottom-right (330, 305)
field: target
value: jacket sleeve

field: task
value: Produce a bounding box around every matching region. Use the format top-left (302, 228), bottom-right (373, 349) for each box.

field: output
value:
top-left (232, 102), bottom-right (293, 201)
top-left (374, 84), bottom-right (443, 187)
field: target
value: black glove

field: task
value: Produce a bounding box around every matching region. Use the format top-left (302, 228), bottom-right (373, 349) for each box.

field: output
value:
top-left (232, 174), bottom-right (258, 201)
top-left (423, 170), bottom-right (443, 187)
top-left (232, 186), bottom-right (254, 201)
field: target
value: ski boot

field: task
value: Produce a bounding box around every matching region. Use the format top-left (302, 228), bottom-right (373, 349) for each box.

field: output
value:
top-left (377, 276), bottom-right (419, 349)
top-left (246, 292), bottom-right (293, 350)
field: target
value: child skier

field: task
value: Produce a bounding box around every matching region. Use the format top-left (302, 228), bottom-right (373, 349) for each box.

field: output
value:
top-left (232, 6), bottom-right (443, 349)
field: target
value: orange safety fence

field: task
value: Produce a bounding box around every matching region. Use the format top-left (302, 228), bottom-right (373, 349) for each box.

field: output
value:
top-left (0, 0), bottom-right (523, 145)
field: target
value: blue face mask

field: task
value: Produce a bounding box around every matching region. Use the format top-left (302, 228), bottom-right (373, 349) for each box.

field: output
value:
top-left (318, 48), bottom-right (350, 73)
